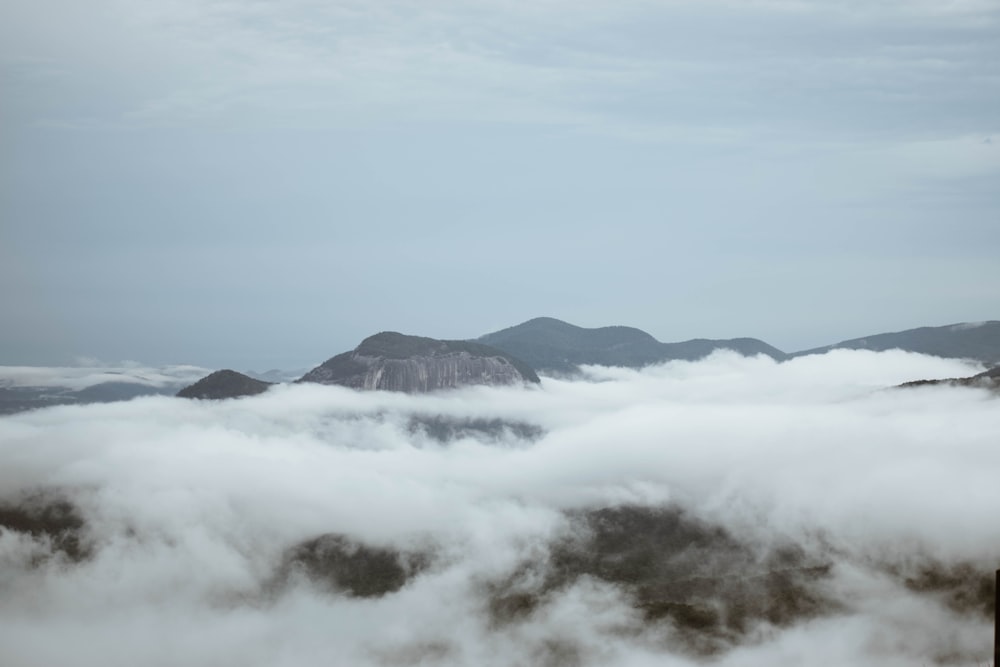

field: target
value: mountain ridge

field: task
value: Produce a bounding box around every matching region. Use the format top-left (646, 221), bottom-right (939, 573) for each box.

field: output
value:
top-left (176, 370), bottom-right (272, 400)
top-left (477, 317), bottom-right (787, 374)
top-left (791, 320), bottom-right (1000, 364)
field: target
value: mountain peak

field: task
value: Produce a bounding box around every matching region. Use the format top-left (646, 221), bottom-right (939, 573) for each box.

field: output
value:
top-left (177, 370), bottom-right (272, 400)
top-left (298, 333), bottom-right (539, 392)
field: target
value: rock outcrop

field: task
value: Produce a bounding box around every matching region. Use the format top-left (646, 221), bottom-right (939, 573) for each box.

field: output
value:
top-left (176, 369), bottom-right (272, 400)
top-left (297, 332), bottom-right (539, 393)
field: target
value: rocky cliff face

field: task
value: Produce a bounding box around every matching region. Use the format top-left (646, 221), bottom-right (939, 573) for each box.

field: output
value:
top-left (298, 332), bottom-right (539, 393)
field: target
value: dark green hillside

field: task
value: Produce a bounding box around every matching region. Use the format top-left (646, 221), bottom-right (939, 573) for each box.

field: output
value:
top-left (793, 321), bottom-right (1000, 364)
top-left (478, 317), bottom-right (786, 374)
top-left (478, 317), bottom-right (666, 373)
top-left (177, 370), bottom-right (272, 400)
top-left (660, 337), bottom-right (788, 362)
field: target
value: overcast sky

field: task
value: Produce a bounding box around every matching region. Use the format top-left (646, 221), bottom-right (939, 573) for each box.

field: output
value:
top-left (2, 0), bottom-right (998, 369)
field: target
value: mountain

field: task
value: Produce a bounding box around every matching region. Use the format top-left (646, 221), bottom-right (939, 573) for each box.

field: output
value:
top-left (176, 370), bottom-right (273, 400)
top-left (792, 321), bottom-right (1000, 364)
top-left (477, 317), bottom-right (786, 374)
top-left (297, 332), bottom-right (540, 392)
top-left (244, 368), bottom-right (309, 383)
top-left (898, 365), bottom-right (1000, 391)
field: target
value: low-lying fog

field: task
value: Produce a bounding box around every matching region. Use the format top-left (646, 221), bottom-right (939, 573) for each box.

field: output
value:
top-left (1, 350), bottom-right (997, 667)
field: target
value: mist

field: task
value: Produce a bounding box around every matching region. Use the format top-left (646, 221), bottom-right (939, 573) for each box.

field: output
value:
top-left (1, 350), bottom-right (997, 666)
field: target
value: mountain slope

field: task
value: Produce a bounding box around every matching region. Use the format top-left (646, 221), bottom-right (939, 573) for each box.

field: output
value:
top-left (792, 321), bottom-right (1000, 364)
top-left (298, 332), bottom-right (539, 393)
top-left (898, 365), bottom-right (1000, 391)
top-left (177, 370), bottom-right (272, 400)
top-left (478, 317), bottom-right (786, 373)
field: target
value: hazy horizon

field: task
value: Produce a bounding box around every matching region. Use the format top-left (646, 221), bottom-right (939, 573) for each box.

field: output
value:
top-left (3, 0), bottom-right (999, 368)
top-left (1, 314), bottom-right (998, 371)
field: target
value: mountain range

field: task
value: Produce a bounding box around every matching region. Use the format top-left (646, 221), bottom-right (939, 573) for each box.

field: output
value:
top-left (791, 321), bottom-right (1000, 364)
top-left (477, 317), bottom-right (788, 374)
top-left (2, 318), bottom-right (997, 409)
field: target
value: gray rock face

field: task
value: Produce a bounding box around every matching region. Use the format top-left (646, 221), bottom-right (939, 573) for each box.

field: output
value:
top-left (298, 332), bottom-right (539, 393)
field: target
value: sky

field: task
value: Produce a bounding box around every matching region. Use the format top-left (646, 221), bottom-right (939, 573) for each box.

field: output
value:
top-left (2, 0), bottom-right (999, 369)
top-left (1, 351), bottom-right (997, 666)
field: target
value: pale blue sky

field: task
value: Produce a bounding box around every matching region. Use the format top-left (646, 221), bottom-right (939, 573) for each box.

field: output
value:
top-left (2, 0), bottom-right (998, 368)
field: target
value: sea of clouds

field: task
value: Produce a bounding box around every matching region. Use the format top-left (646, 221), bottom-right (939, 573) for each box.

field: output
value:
top-left (0, 361), bottom-right (210, 391)
top-left (1, 350), bottom-right (997, 667)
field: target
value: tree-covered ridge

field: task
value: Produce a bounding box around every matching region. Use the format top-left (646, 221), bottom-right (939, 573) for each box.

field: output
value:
top-left (793, 321), bottom-right (1000, 364)
top-left (177, 369), bottom-right (272, 399)
top-left (478, 317), bottom-right (786, 374)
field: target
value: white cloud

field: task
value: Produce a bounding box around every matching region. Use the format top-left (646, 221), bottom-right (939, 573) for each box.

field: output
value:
top-left (0, 363), bottom-right (210, 390)
top-left (1, 350), bottom-right (997, 665)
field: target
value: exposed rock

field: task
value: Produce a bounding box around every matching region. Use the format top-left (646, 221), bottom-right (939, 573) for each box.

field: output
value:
top-left (176, 369), bottom-right (273, 400)
top-left (298, 332), bottom-right (540, 393)
top-left (478, 317), bottom-right (786, 374)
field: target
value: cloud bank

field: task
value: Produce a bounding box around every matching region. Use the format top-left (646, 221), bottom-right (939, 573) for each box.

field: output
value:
top-left (0, 362), bottom-right (210, 391)
top-left (0, 350), bottom-right (997, 666)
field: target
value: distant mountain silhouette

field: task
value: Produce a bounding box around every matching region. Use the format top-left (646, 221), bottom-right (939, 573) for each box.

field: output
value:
top-left (477, 317), bottom-right (786, 373)
top-left (177, 370), bottom-right (272, 400)
top-left (297, 332), bottom-right (540, 392)
top-left (792, 321), bottom-right (1000, 364)
top-left (1, 382), bottom-right (175, 415)
top-left (74, 382), bottom-right (171, 403)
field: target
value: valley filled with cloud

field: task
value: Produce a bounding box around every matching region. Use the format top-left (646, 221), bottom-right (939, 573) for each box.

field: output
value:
top-left (1, 350), bottom-right (996, 666)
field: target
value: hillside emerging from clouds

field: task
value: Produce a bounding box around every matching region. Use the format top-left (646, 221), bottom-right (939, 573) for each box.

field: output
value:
top-left (3, 318), bottom-right (999, 413)
top-left (478, 317), bottom-right (788, 374)
top-left (297, 332), bottom-right (540, 392)
top-left (793, 321), bottom-right (1000, 365)
top-left (1, 350), bottom-right (997, 666)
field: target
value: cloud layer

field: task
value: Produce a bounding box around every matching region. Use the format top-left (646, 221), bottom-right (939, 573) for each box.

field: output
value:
top-left (1, 350), bottom-right (997, 666)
